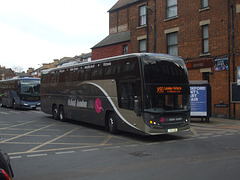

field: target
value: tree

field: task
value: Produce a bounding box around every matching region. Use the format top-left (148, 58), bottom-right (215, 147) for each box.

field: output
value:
top-left (12, 66), bottom-right (24, 73)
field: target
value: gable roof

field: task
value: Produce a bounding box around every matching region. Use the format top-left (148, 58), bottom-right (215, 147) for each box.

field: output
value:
top-left (108, 0), bottom-right (142, 12)
top-left (92, 30), bottom-right (130, 49)
top-left (0, 67), bottom-right (14, 75)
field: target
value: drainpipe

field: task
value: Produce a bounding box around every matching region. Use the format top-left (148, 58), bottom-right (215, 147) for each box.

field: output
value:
top-left (146, 0), bottom-right (149, 52)
top-left (232, 4), bottom-right (235, 82)
top-left (231, 3), bottom-right (236, 118)
top-left (117, 11), bottom-right (119, 33)
top-left (153, 0), bottom-right (157, 53)
top-left (227, 0), bottom-right (231, 118)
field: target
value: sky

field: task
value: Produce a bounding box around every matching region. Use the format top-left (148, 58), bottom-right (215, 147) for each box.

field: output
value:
top-left (0, 0), bottom-right (117, 72)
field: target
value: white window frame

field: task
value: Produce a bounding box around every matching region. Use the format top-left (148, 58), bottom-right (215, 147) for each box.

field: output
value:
top-left (167, 0), bottom-right (177, 18)
top-left (123, 44), bottom-right (128, 54)
top-left (167, 32), bottom-right (178, 56)
top-left (202, 0), bottom-right (208, 8)
top-left (139, 39), bottom-right (146, 53)
top-left (202, 25), bottom-right (209, 54)
top-left (139, 5), bottom-right (146, 26)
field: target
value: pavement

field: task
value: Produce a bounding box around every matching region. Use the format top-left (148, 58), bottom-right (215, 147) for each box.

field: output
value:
top-left (188, 117), bottom-right (240, 137)
top-left (191, 117), bottom-right (240, 127)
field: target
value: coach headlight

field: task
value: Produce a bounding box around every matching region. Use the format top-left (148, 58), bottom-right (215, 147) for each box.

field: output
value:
top-left (185, 118), bottom-right (190, 124)
top-left (24, 103), bottom-right (29, 106)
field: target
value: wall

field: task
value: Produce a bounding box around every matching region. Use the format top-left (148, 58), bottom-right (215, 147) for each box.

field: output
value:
top-left (92, 42), bottom-right (131, 60)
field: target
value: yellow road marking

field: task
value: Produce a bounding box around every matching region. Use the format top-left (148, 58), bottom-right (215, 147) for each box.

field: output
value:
top-left (0, 123), bottom-right (56, 143)
top-left (4, 141), bottom-right (102, 146)
top-left (190, 127), bottom-right (199, 136)
top-left (0, 133), bottom-right (50, 137)
top-left (8, 144), bottom-right (105, 156)
top-left (0, 121), bottom-right (35, 130)
top-left (217, 125), bottom-right (240, 130)
top-left (191, 126), bottom-right (223, 131)
top-left (27, 127), bottom-right (79, 152)
top-left (100, 135), bottom-right (112, 146)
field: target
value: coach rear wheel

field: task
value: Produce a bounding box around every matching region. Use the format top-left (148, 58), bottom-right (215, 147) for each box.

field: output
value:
top-left (108, 113), bottom-right (118, 134)
top-left (59, 106), bottom-right (65, 121)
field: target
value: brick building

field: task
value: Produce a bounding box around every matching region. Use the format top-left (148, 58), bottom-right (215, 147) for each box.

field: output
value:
top-left (92, 0), bottom-right (240, 119)
top-left (0, 66), bottom-right (15, 80)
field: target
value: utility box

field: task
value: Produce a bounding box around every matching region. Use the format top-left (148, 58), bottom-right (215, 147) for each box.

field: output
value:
top-left (190, 80), bottom-right (211, 123)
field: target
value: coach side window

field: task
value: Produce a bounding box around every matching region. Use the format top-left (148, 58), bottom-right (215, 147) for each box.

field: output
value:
top-left (72, 68), bottom-right (79, 81)
top-left (50, 72), bottom-right (58, 83)
top-left (103, 61), bottom-right (119, 79)
top-left (59, 70), bottom-right (66, 82)
top-left (84, 69), bottom-right (91, 80)
top-left (41, 74), bottom-right (50, 84)
top-left (77, 68), bottom-right (84, 81)
top-left (91, 64), bottom-right (103, 80)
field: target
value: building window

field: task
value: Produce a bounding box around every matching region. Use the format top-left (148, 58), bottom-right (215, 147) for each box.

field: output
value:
top-left (139, 39), bottom-right (146, 53)
top-left (202, 25), bottom-right (209, 53)
top-left (123, 45), bottom-right (128, 54)
top-left (201, 0), bottom-right (208, 8)
top-left (167, 0), bottom-right (177, 18)
top-left (139, 5), bottom-right (146, 26)
top-left (202, 72), bottom-right (209, 82)
top-left (167, 32), bottom-right (178, 56)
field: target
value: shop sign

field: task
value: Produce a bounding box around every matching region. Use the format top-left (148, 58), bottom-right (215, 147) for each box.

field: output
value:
top-left (186, 58), bottom-right (213, 70)
top-left (214, 58), bottom-right (229, 71)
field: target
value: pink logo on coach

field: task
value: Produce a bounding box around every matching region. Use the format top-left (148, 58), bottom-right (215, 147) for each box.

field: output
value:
top-left (95, 98), bottom-right (104, 113)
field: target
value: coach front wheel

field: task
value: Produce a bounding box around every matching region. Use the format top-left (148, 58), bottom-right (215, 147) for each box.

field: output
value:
top-left (52, 105), bottom-right (59, 120)
top-left (108, 113), bottom-right (118, 134)
top-left (12, 101), bottom-right (17, 110)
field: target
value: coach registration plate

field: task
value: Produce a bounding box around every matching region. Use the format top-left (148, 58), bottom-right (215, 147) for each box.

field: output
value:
top-left (167, 128), bottom-right (178, 133)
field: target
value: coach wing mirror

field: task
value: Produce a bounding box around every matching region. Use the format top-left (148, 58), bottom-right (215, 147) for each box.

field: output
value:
top-left (134, 100), bottom-right (141, 116)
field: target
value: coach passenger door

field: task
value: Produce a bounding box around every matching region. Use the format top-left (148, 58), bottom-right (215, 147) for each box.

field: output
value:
top-left (118, 57), bottom-right (142, 113)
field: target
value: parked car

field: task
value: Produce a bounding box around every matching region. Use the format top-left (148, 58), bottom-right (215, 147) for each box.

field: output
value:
top-left (0, 150), bottom-right (14, 180)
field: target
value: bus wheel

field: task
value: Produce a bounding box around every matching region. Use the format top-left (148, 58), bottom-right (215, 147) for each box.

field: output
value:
top-left (59, 106), bottom-right (65, 121)
top-left (52, 105), bottom-right (59, 120)
top-left (108, 113), bottom-right (118, 134)
top-left (12, 101), bottom-right (17, 110)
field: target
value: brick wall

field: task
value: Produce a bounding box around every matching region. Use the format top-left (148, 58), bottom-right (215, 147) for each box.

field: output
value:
top-left (92, 42), bottom-right (131, 60)
top-left (109, 8), bottom-right (129, 34)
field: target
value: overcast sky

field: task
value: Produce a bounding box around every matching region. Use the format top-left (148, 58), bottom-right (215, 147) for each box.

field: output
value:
top-left (0, 0), bottom-right (117, 72)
